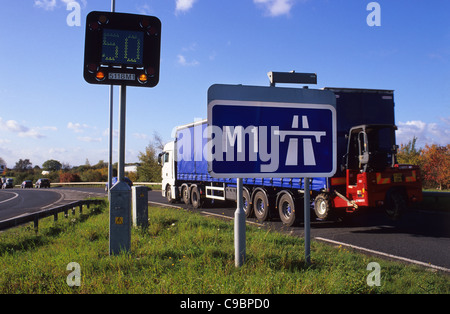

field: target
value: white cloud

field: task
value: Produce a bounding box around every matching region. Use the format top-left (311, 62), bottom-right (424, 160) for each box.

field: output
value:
top-left (137, 4), bottom-right (152, 15)
top-left (1, 119), bottom-right (28, 133)
top-left (175, 0), bottom-right (197, 14)
top-left (0, 118), bottom-right (45, 139)
top-left (254, 0), bottom-right (296, 17)
top-left (397, 118), bottom-right (450, 147)
top-left (133, 133), bottom-right (149, 140)
top-left (77, 136), bottom-right (102, 143)
top-left (67, 122), bottom-right (89, 133)
top-left (34, 0), bottom-right (57, 10)
top-left (18, 129), bottom-right (45, 139)
top-left (177, 54), bottom-right (199, 66)
top-left (34, 0), bottom-right (87, 11)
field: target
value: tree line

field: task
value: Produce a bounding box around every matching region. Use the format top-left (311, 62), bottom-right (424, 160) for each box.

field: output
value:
top-left (1, 134), bottom-right (164, 185)
top-left (397, 137), bottom-right (450, 190)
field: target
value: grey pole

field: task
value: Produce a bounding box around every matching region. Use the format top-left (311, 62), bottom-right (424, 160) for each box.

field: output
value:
top-left (235, 177), bottom-right (246, 267)
top-left (304, 177), bottom-right (311, 265)
top-left (109, 84), bottom-right (131, 255)
top-left (107, 0), bottom-right (115, 195)
top-left (117, 85), bottom-right (126, 181)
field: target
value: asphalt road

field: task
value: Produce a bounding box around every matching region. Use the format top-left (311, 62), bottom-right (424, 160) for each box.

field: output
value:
top-left (1, 187), bottom-right (448, 272)
top-left (0, 187), bottom-right (105, 221)
top-left (0, 188), bottom-right (63, 221)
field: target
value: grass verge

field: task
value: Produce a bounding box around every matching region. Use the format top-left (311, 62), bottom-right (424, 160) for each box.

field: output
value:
top-left (0, 200), bottom-right (448, 294)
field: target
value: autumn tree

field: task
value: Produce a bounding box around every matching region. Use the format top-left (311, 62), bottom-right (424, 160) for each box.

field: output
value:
top-left (137, 135), bottom-right (163, 182)
top-left (420, 144), bottom-right (450, 190)
top-left (397, 136), bottom-right (422, 166)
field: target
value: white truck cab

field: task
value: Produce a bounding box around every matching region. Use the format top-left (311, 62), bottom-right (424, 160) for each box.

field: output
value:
top-left (159, 141), bottom-right (176, 202)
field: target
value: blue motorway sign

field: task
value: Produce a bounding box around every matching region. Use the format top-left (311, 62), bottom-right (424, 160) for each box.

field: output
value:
top-left (207, 84), bottom-right (336, 178)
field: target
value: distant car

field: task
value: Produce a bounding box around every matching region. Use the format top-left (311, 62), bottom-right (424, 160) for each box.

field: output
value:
top-left (35, 178), bottom-right (51, 188)
top-left (2, 178), bottom-right (13, 189)
top-left (105, 177), bottom-right (133, 191)
top-left (21, 180), bottom-right (33, 188)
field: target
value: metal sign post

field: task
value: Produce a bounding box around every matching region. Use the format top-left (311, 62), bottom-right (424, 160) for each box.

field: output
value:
top-left (109, 85), bottom-right (131, 255)
top-left (107, 0), bottom-right (115, 198)
top-left (304, 177), bottom-right (311, 265)
top-left (235, 178), bottom-right (246, 267)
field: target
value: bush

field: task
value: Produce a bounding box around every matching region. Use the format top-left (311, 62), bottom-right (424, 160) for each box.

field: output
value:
top-left (59, 172), bottom-right (81, 183)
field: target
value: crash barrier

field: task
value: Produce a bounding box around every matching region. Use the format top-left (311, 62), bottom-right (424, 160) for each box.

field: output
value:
top-left (0, 199), bottom-right (106, 233)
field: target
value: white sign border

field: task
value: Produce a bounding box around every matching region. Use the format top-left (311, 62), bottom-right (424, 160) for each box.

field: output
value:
top-left (207, 99), bottom-right (337, 178)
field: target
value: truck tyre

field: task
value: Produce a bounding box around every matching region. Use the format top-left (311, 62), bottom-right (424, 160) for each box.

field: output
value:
top-left (253, 191), bottom-right (270, 222)
top-left (278, 193), bottom-right (298, 227)
top-left (243, 188), bottom-right (253, 218)
top-left (314, 193), bottom-right (331, 220)
top-left (181, 185), bottom-right (190, 205)
top-left (190, 186), bottom-right (203, 209)
top-left (385, 190), bottom-right (406, 220)
top-left (165, 185), bottom-right (175, 203)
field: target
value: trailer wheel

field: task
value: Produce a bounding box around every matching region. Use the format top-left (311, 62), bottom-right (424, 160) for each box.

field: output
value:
top-left (243, 188), bottom-right (253, 218)
top-left (181, 185), bottom-right (190, 205)
top-left (190, 186), bottom-right (203, 209)
top-left (253, 191), bottom-right (270, 222)
top-left (278, 193), bottom-right (298, 227)
top-left (314, 193), bottom-right (331, 220)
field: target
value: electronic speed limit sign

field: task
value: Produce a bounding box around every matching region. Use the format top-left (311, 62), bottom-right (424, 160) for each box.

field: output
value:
top-left (83, 11), bottom-right (161, 88)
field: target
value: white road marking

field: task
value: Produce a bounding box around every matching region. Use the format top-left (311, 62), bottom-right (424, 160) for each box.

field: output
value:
top-left (0, 192), bottom-right (19, 204)
top-left (315, 237), bottom-right (450, 273)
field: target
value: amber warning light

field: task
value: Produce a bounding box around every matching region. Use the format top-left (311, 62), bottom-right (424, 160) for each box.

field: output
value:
top-left (83, 11), bottom-right (161, 88)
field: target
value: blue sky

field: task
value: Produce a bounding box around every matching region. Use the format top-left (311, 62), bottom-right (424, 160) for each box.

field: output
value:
top-left (0, 0), bottom-right (449, 168)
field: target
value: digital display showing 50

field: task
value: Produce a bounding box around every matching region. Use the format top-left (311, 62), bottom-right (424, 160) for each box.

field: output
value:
top-left (102, 29), bottom-right (144, 66)
top-left (84, 11), bottom-right (161, 87)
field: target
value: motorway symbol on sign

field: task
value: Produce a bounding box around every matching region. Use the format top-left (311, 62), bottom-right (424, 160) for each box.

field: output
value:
top-left (207, 84), bottom-right (337, 178)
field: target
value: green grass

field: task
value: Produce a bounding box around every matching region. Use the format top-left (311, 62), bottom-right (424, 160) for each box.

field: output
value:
top-left (415, 190), bottom-right (450, 212)
top-left (0, 200), bottom-right (448, 294)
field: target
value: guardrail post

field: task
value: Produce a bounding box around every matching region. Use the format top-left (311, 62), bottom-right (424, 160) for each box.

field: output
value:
top-left (33, 217), bottom-right (39, 234)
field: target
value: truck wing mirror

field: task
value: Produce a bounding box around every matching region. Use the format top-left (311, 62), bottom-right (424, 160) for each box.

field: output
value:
top-left (359, 152), bottom-right (369, 165)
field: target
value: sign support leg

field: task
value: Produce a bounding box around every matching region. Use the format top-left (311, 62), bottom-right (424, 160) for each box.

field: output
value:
top-left (109, 85), bottom-right (131, 256)
top-left (235, 177), bottom-right (246, 267)
top-left (304, 177), bottom-right (311, 265)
